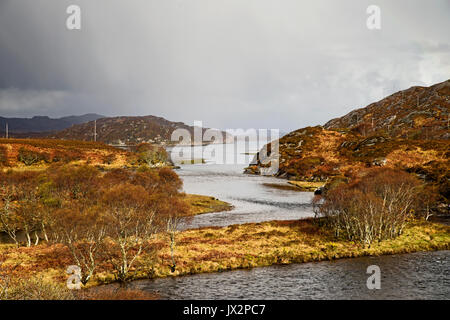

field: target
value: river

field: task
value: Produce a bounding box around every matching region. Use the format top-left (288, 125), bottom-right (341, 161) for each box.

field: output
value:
top-left (129, 250), bottom-right (449, 300)
top-left (172, 140), bottom-right (315, 229)
top-left (178, 163), bottom-right (315, 229)
top-left (127, 143), bottom-right (450, 300)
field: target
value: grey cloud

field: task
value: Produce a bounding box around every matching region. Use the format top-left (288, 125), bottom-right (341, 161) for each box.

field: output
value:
top-left (0, 88), bottom-right (67, 114)
top-left (0, 0), bottom-right (449, 131)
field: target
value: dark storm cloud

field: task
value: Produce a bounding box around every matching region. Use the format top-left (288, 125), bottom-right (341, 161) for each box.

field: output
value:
top-left (0, 0), bottom-right (449, 130)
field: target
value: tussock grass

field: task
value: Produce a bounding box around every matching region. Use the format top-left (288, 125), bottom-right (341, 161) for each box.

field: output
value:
top-left (184, 194), bottom-right (232, 215)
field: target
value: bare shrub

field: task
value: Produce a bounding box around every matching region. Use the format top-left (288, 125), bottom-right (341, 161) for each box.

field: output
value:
top-left (0, 146), bottom-right (8, 167)
top-left (0, 185), bottom-right (20, 246)
top-left (318, 168), bottom-right (422, 245)
top-left (17, 147), bottom-right (50, 166)
top-left (100, 184), bottom-right (161, 282)
top-left (51, 204), bottom-right (107, 285)
top-left (1, 165), bottom-right (189, 286)
top-left (48, 164), bottom-right (100, 199)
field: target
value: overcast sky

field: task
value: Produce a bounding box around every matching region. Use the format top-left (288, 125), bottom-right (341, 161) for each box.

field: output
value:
top-left (0, 0), bottom-right (449, 131)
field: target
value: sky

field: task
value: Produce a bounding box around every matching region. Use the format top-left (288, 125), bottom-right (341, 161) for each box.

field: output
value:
top-left (0, 0), bottom-right (449, 132)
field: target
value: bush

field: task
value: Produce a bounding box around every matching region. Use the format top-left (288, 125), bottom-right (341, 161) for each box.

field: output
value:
top-left (317, 168), bottom-right (422, 245)
top-left (51, 150), bottom-right (82, 163)
top-left (102, 153), bottom-right (116, 165)
top-left (17, 147), bottom-right (50, 166)
top-left (1, 165), bottom-right (188, 285)
top-left (49, 164), bottom-right (100, 199)
top-left (136, 143), bottom-right (169, 167)
top-left (0, 146), bottom-right (8, 167)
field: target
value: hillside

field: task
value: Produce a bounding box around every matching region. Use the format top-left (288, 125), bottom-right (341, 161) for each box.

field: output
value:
top-left (48, 115), bottom-right (232, 146)
top-left (324, 80), bottom-right (449, 140)
top-left (0, 138), bottom-right (129, 168)
top-left (0, 114), bottom-right (104, 134)
top-left (246, 79), bottom-right (450, 205)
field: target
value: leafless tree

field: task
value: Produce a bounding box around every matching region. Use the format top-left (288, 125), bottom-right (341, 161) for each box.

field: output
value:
top-left (318, 168), bottom-right (421, 245)
top-left (52, 204), bottom-right (107, 285)
top-left (101, 184), bottom-right (159, 282)
top-left (166, 214), bottom-right (179, 272)
top-left (0, 186), bottom-right (19, 246)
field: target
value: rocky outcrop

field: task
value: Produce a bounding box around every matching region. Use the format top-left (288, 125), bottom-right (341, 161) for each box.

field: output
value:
top-left (325, 79), bottom-right (449, 140)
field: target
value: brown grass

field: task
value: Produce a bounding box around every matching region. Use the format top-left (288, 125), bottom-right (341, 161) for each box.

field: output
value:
top-left (0, 138), bottom-right (130, 168)
top-left (287, 181), bottom-right (324, 191)
top-left (77, 286), bottom-right (159, 300)
top-left (1, 218), bottom-right (448, 290)
top-left (184, 194), bottom-right (232, 216)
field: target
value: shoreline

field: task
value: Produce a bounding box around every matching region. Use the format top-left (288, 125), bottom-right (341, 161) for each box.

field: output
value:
top-left (93, 218), bottom-right (449, 286)
top-left (3, 217), bottom-right (447, 290)
top-left (184, 194), bottom-right (233, 216)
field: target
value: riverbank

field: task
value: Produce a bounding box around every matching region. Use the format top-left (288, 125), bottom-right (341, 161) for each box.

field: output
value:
top-left (1, 218), bottom-right (448, 290)
top-left (184, 194), bottom-right (233, 216)
top-left (287, 181), bottom-right (324, 191)
top-left (138, 218), bottom-right (450, 280)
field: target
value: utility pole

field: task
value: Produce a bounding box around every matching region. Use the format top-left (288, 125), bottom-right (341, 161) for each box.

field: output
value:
top-left (5, 122), bottom-right (8, 139)
top-left (94, 120), bottom-right (97, 142)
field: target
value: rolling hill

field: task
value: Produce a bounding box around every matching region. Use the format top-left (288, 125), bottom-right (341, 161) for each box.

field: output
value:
top-left (324, 80), bottom-right (449, 140)
top-left (48, 115), bottom-right (232, 146)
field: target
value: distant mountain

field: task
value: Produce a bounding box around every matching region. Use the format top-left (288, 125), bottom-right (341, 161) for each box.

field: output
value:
top-left (49, 115), bottom-right (232, 146)
top-left (60, 113), bottom-right (106, 126)
top-left (0, 114), bottom-right (104, 134)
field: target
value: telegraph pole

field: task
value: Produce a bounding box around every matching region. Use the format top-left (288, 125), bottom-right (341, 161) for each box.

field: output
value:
top-left (5, 122), bottom-right (8, 139)
top-left (94, 120), bottom-right (97, 142)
